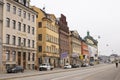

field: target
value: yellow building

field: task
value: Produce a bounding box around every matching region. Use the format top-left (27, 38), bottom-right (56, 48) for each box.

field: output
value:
top-left (32, 6), bottom-right (59, 68)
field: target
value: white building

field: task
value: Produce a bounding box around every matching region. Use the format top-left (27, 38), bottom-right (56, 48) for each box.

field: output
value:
top-left (1, 0), bottom-right (37, 72)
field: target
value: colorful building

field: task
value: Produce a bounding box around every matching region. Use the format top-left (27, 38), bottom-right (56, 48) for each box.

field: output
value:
top-left (69, 30), bottom-right (82, 65)
top-left (81, 39), bottom-right (89, 64)
top-left (1, 0), bottom-right (37, 72)
top-left (84, 31), bottom-right (98, 64)
top-left (32, 6), bottom-right (59, 68)
top-left (58, 14), bottom-right (70, 67)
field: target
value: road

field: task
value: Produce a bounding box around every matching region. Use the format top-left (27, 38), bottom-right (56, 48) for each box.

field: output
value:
top-left (5, 64), bottom-right (119, 80)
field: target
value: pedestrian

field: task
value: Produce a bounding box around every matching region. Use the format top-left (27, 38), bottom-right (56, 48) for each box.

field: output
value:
top-left (115, 60), bottom-right (119, 68)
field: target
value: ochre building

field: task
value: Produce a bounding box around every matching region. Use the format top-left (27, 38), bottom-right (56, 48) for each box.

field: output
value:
top-left (32, 6), bottom-right (59, 68)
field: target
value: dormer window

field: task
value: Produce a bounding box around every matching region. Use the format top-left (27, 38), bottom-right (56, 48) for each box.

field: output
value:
top-left (19, 0), bottom-right (24, 4)
top-left (26, 2), bottom-right (29, 7)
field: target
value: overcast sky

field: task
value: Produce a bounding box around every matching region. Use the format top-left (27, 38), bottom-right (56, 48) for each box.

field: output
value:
top-left (30, 0), bottom-right (120, 56)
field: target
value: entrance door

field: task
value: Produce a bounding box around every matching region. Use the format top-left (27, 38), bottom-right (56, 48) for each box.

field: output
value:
top-left (18, 52), bottom-right (21, 66)
top-left (23, 52), bottom-right (26, 69)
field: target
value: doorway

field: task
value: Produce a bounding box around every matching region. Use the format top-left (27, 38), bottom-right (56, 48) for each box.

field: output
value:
top-left (18, 52), bottom-right (21, 66)
top-left (23, 52), bottom-right (26, 69)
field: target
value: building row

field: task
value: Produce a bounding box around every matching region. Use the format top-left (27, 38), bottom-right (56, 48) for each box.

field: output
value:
top-left (0, 0), bottom-right (98, 72)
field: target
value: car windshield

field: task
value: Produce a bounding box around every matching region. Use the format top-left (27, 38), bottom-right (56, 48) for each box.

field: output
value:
top-left (41, 64), bottom-right (48, 66)
top-left (65, 65), bottom-right (69, 66)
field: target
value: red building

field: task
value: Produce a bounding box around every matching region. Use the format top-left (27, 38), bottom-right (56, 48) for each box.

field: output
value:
top-left (81, 40), bottom-right (89, 64)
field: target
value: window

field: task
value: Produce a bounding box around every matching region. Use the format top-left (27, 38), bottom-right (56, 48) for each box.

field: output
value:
top-left (18, 22), bottom-right (21, 31)
top-left (20, 0), bottom-right (24, 4)
top-left (18, 8), bottom-right (21, 16)
top-left (32, 15), bottom-right (34, 22)
top-left (6, 3), bottom-right (10, 12)
top-left (12, 51), bottom-right (16, 61)
top-left (46, 34), bottom-right (49, 41)
top-left (6, 18), bottom-right (10, 27)
top-left (12, 20), bottom-right (16, 29)
top-left (18, 37), bottom-right (21, 46)
top-left (32, 40), bottom-right (34, 48)
top-left (46, 46), bottom-right (49, 52)
top-left (28, 64), bottom-right (30, 69)
top-left (6, 34), bottom-right (10, 44)
top-left (28, 25), bottom-right (30, 33)
top-left (38, 34), bottom-right (42, 41)
top-left (23, 24), bottom-right (26, 32)
top-left (26, 2), bottom-right (29, 7)
top-left (32, 27), bottom-right (34, 35)
top-left (23, 11), bottom-right (26, 18)
top-left (12, 35), bottom-right (16, 45)
top-left (13, 6), bottom-right (16, 14)
top-left (28, 39), bottom-right (30, 47)
top-left (28, 13), bottom-right (30, 20)
top-left (32, 53), bottom-right (35, 61)
top-left (38, 46), bottom-right (42, 52)
top-left (28, 53), bottom-right (30, 61)
top-left (6, 50), bottom-right (10, 61)
top-left (38, 22), bottom-right (42, 28)
top-left (23, 38), bottom-right (26, 47)
top-left (32, 64), bottom-right (34, 70)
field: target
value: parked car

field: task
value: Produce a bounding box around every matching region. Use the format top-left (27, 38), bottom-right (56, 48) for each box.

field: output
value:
top-left (89, 62), bottom-right (94, 66)
top-left (72, 64), bottom-right (80, 68)
top-left (64, 64), bottom-right (72, 69)
top-left (81, 63), bottom-right (89, 67)
top-left (39, 63), bottom-right (54, 71)
top-left (7, 66), bottom-right (24, 73)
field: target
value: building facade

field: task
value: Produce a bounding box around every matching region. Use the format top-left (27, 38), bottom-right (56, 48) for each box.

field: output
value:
top-left (0, 0), bottom-right (3, 72)
top-left (58, 14), bottom-right (70, 67)
top-left (1, 0), bottom-right (37, 71)
top-left (84, 31), bottom-right (98, 64)
top-left (69, 30), bottom-right (82, 65)
top-left (81, 39), bottom-right (89, 64)
top-left (32, 6), bottom-right (59, 68)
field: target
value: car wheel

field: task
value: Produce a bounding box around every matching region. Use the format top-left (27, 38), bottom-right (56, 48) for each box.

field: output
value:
top-left (51, 68), bottom-right (53, 70)
top-left (21, 69), bottom-right (24, 73)
top-left (39, 68), bottom-right (41, 71)
top-left (14, 70), bottom-right (17, 73)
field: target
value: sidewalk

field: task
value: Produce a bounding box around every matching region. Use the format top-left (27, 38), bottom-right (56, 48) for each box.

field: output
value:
top-left (0, 64), bottom-right (106, 80)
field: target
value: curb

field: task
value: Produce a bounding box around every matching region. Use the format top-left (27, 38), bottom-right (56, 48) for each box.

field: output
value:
top-left (0, 64), bottom-right (105, 80)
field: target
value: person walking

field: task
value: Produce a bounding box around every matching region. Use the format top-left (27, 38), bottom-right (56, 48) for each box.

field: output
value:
top-left (115, 60), bottom-right (119, 68)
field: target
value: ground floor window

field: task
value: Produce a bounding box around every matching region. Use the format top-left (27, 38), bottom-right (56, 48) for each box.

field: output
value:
top-left (6, 64), bottom-right (10, 69)
top-left (32, 64), bottom-right (34, 70)
top-left (28, 64), bottom-right (30, 69)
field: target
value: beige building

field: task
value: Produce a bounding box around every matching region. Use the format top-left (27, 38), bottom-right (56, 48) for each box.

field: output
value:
top-left (0, 0), bottom-right (3, 72)
top-left (32, 6), bottom-right (59, 68)
top-left (1, 0), bottom-right (37, 72)
top-left (69, 30), bottom-right (82, 65)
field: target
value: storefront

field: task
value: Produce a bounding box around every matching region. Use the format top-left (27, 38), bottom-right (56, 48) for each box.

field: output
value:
top-left (60, 52), bottom-right (69, 67)
top-left (71, 53), bottom-right (80, 65)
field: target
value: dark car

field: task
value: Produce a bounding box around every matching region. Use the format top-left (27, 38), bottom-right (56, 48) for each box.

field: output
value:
top-left (7, 66), bottom-right (24, 73)
top-left (72, 64), bottom-right (80, 68)
top-left (89, 62), bottom-right (94, 66)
